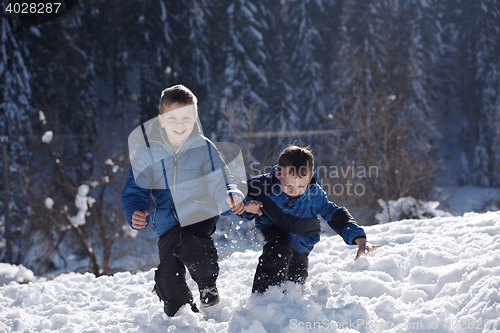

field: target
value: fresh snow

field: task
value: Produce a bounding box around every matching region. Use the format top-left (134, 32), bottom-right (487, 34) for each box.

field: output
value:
top-left (44, 197), bottom-right (54, 210)
top-left (38, 111), bottom-right (46, 125)
top-left (0, 264), bottom-right (34, 286)
top-left (1, 211), bottom-right (500, 332)
top-left (69, 185), bottom-right (95, 227)
top-left (41, 131), bottom-right (53, 144)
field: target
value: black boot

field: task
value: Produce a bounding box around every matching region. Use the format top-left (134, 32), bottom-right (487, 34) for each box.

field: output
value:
top-left (200, 286), bottom-right (220, 307)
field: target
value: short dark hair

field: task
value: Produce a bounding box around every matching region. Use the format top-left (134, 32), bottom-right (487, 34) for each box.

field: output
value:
top-left (277, 144), bottom-right (314, 178)
top-left (159, 84), bottom-right (198, 115)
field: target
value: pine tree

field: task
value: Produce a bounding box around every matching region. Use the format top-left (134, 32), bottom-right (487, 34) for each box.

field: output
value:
top-left (0, 10), bottom-right (31, 167)
top-left (132, 0), bottom-right (213, 124)
top-left (481, 54), bottom-right (500, 186)
top-left (166, 0), bottom-right (213, 126)
top-left (417, 0), bottom-right (448, 91)
top-left (171, 0), bottom-right (212, 91)
top-left (265, 33), bottom-right (298, 133)
top-left (285, 0), bottom-right (331, 129)
top-left (113, 0), bottom-right (173, 125)
top-left (222, 0), bottom-right (270, 118)
top-left (0, 6), bottom-right (33, 263)
top-left (447, 0), bottom-right (500, 186)
top-left (263, 0), bottom-right (299, 134)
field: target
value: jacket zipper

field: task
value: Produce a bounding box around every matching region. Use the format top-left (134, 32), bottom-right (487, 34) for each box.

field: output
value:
top-left (173, 155), bottom-right (178, 200)
top-left (152, 207), bottom-right (158, 228)
top-left (161, 143), bottom-right (179, 201)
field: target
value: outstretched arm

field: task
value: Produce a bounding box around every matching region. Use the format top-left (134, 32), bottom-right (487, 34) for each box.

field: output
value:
top-left (315, 188), bottom-right (366, 245)
top-left (203, 140), bottom-right (245, 214)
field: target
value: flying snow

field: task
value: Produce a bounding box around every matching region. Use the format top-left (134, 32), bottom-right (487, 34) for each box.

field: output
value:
top-left (69, 185), bottom-right (95, 227)
top-left (41, 131), bottom-right (53, 144)
top-left (44, 197), bottom-right (54, 210)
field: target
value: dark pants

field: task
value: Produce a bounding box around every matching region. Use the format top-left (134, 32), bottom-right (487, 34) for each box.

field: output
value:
top-left (252, 226), bottom-right (310, 294)
top-left (153, 218), bottom-right (219, 316)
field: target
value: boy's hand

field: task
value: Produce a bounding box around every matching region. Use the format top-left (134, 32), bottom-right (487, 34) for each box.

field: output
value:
top-left (244, 200), bottom-right (263, 215)
top-left (354, 238), bottom-right (381, 261)
top-left (131, 210), bottom-right (148, 229)
top-left (226, 195), bottom-right (244, 215)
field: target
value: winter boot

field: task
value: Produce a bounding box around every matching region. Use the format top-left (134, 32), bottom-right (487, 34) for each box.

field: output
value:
top-left (200, 286), bottom-right (219, 307)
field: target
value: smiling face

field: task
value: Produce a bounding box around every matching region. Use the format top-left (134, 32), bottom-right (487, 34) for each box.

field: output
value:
top-left (276, 166), bottom-right (312, 198)
top-left (158, 102), bottom-right (197, 148)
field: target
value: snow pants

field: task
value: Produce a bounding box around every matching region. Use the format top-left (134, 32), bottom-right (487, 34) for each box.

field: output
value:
top-left (153, 217), bottom-right (219, 317)
top-left (252, 226), bottom-right (310, 294)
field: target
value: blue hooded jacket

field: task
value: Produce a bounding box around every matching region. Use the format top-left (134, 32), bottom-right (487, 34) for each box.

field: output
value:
top-left (241, 166), bottom-right (366, 253)
top-left (121, 119), bottom-right (243, 237)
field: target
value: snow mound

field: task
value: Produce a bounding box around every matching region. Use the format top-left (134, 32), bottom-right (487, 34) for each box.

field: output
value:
top-left (376, 196), bottom-right (452, 224)
top-left (0, 263), bottom-right (35, 286)
top-left (1, 211), bottom-right (499, 332)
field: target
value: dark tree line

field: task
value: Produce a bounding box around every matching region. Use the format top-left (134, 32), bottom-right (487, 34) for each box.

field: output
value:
top-left (1, 0), bottom-right (499, 274)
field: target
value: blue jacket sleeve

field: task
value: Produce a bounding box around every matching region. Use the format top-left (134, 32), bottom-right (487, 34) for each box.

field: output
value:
top-left (120, 166), bottom-right (151, 229)
top-left (240, 211), bottom-right (258, 220)
top-left (315, 186), bottom-right (366, 245)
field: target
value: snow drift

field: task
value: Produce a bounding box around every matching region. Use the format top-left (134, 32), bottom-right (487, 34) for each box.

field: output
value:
top-left (1, 211), bottom-right (499, 332)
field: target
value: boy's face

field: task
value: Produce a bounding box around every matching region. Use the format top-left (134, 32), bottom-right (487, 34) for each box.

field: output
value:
top-left (276, 167), bottom-right (313, 198)
top-left (158, 102), bottom-right (197, 148)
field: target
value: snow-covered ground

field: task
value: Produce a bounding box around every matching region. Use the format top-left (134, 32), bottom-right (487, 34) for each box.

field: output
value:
top-left (1, 211), bottom-right (499, 333)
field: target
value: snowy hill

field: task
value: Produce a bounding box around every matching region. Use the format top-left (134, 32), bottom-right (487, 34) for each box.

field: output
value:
top-left (1, 211), bottom-right (499, 332)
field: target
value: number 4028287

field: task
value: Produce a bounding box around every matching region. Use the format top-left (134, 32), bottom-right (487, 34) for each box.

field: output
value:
top-left (5, 2), bottom-right (62, 14)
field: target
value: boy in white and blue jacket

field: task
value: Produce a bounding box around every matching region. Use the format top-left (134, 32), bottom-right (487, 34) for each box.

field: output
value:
top-left (121, 85), bottom-right (244, 316)
top-left (241, 144), bottom-right (380, 293)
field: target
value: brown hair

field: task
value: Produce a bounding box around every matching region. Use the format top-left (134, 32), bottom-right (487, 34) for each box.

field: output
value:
top-left (159, 84), bottom-right (198, 115)
top-left (277, 144), bottom-right (314, 178)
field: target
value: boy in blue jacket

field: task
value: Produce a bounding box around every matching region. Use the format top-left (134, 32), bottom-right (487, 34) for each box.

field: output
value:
top-left (121, 85), bottom-right (244, 316)
top-left (241, 144), bottom-right (381, 293)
